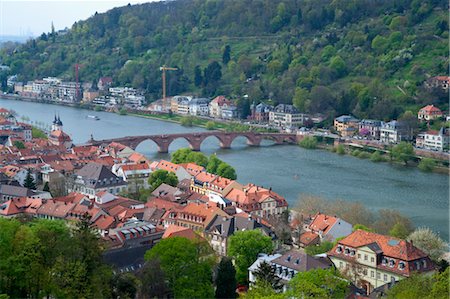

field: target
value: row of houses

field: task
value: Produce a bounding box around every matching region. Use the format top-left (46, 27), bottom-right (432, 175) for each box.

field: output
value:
top-left (334, 104), bottom-right (449, 151)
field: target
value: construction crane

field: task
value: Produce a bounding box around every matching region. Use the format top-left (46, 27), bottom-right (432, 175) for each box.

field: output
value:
top-left (159, 65), bottom-right (178, 104)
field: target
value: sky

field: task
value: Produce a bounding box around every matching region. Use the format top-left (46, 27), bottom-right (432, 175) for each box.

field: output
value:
top-left (0, 0), bottom-right (154, 37)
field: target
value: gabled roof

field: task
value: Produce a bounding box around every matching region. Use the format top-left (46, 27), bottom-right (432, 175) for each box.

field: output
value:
top-left (271, 250), bottom-right (332, 272)
top-left (333, 230), bottom-right (429, 261)
top-left (156, 160), bottom-right (181, 173)
top-left (309, 213), bottom-right (339, 235)
top-left (420, 105), bottom-right (443, 113)
top-left (76, 162), bottom-right (126, 189)
top-left (162, 224), bottom-right (201, 241)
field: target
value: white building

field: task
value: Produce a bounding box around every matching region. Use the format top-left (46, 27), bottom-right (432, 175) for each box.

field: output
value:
top-left (416, 128), bottom-right (449, 152)
top-left (380, 121), bottom-right (410, 144)
top-left (189, 98), bottom-right (210, 116)
top-left (269, 104), bottom-right (306, 129)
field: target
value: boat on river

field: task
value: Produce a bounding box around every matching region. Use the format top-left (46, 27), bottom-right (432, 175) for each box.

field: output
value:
top-left (87, 115), bottom-right (100, 120)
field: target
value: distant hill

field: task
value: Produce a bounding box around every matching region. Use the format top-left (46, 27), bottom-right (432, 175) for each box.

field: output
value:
top-left (0, 0), bottom-right (448, 120)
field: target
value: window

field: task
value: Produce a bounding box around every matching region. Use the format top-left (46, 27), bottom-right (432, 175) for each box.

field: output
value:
top-left (339, 262), bottom-right (343, 268)
top-left (363, 269), bottom-right (367, 275)
top-left (371, 257), bottom-right (374, 263)
top-left (384, 274), bottom-right (387, 282)
top-left (364, 255), bottom-right (368, 261)
top-left (377, 273), bottom-right (381, 279)
top-left (358, 253), bottom-right (361, 259)
top-left (371, 271), bottom-right (374, 278)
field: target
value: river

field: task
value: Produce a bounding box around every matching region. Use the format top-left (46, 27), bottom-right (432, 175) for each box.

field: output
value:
top-left (1, 98), bottom-right (449, 240)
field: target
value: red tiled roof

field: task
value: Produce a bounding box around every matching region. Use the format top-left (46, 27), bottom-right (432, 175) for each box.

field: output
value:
top-left (299, 231), bottom-right (320, 246)
top-left (420, 105), bottom-right (442, 113)
top-left (333, 230), bottom-right (429, 261)
top-left (92, 215), bottom-right (115, 230)
top-left (145, 197), bottom-right (183, 210)
top-left (121, 163), bottom-right (150, 171)
top-left (157, 160), bottom-right (181, 173)
top-left (162, 224), bottom-right (202, 241)
top-left (309, 213), bottom-right (338, 235)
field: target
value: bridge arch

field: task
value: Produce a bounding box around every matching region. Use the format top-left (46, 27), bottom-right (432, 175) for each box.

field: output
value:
top-left (199, 135), bottom-right (230, 151)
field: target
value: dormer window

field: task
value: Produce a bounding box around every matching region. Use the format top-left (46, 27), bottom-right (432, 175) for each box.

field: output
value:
top-left (389, 259), bottom-right (395, 267)
top-left (350, 250), bottom-right (355, 256)
top-left (422, 260), bottom-right (427, 268)
top-left (336, 246), bottom-right (343, 253)
top-left (344, 248), bottom-right (350, 255)
top-left (398, 261), bottom-right (405, 270)
top-left (382, 258), bottom-right (388, 265)
top-left (286, 255), bottom-right (291, 262)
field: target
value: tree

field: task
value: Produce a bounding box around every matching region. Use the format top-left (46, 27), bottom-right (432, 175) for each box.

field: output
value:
top-left (399, 111), bottom-right (418, 138)
top-left (336, 144), bottom-right (345, 155)
top-left (51, 22), bottom-right (56, 43)
top-left (215, 257), bottom-right (237, 299)
top-left (418, 158), bottom-right (436, 172)
top-left (292, 87), bottom-right (309, 112)
top-left (407, 227), bottom-right (447, 262)
top-left (244, 280), bottom-right (284, 299)
top-left (228, 230), bottom-right (274, 284)
top-left (391, 142), bottom-right (414, 165)
top-left (253, 261), bottom-right (283, 292)
top-left (171, 148), bottom-right (208, 167)
top-left (206, 121), bottom-right (216, 130)
top-left (353, 224), bottom-right (373, 232)
top-left (111, 273), bottom-right (138, 299)
top-left (144, 237), bottom-right (214, 298)
top-left (13, 140), bottom-right (25, 149)
top-left (389, 222), bottom-right (411, 239)
top-left (180, 116), bottom-right (194, 126)
top-left (329, 56), bottom-right (346, 78)
top-left (216, 162), bottom-right (237, 180)
top-left (298, 136), bottom-right (317, 149)
top-left (138, 259), bottom-right (170, 299)
top-left (148, 169), bottom-right (178, 191)
top-left (304, 241), bottom-right (334, 255)
top-left (194, 65), bottom-right (203, 87)
top-left (206, 154), bottom-right (222, 173)
top-left (24, 170), bottom-right (36, 190)
top-left (222, 45), bottom-right (231, 65)
top-left (287, 268), bottom-right (348, 299)
top-left (43, 182), bottom-right (50, 192)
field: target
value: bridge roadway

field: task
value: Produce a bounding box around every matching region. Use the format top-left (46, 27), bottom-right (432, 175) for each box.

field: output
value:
top-left (88, 131), bottom-right (299, 153)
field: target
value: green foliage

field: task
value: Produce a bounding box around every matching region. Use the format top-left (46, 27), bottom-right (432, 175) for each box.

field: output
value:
top-left (227, 230), bottom-right (274, 284)
top-left (304, 241), bottom-right (334, 256)
top-left (118, 108), bottom-right (127, 115)
top-left (171, 148), bottom-right (209, 167)
top-left (391, 142), bottom-right (415, 165)
top-left (418, 158), bottom-right (436, 172)
top-left (370, 151), bottom-right (386, 162)
top-left (389, 222), bottom-right (411, 239)
top-left (387, 268), bottom-right (449, 299)
top-left (110, 272), bottom-right (138, 299)
top-left (2, 0), bottom-right (446, 116)
top-left (205, 120), bottom-right (216, 130)
top-left (253, 261), bottom-right (283, 292)
top-left (216, 162), bottom-right (237, 180)
top-left (180, 116), bottom-right (194, 127)
top-left (353, 224), bottom-right (374, 232)
top-left (24, 170), bottom-right (36, 190)
top-left (215, 257), bottom-right (237, 299)
top-left (148, 169), bottom-right (178, 191)
top-left (243, 280), bottom-right (285, 299)
top-left (357, 151), bottom-right (370, 159)
top-left (31, 127), bottom-right (47, 139)
top-left (335, 144), bottom-right (345, 155)
top-left (0, 218), bottom-right (112, 298)
top-left (287, 268), bottom-right (348, 299)
top-left (13, 140), bottom-right (25, 149)
top-left (144, 237), bottom-right (215, 298)
top-left (298, 136), bottom-right (317, 149)
top-left (407, 227), bottom-right (447, 262)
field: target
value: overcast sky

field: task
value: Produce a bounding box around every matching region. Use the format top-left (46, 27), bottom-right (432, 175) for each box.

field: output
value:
top-left (0, 0), bottom-right (154, 37)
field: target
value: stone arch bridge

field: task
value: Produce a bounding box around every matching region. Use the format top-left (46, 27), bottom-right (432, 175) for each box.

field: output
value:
top-left (89, 131), bottom-right (299, 153)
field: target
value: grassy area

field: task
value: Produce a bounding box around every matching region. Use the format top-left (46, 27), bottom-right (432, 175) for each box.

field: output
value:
top-left (31, 127), bottom-right (47, 139)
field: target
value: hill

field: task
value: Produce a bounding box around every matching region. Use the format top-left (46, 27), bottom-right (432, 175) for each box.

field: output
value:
top-left (0, 0), bottom-right (448, 120)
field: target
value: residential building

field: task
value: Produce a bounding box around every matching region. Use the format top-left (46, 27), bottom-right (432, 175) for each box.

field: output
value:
top-left (83, 89), bottom-right (100, 102)
top-left (334, 115), bottom-right (359, 137)
top-left (221, 106), bottom-right (238, 119)
top-left (416, 128), bottom-right (449, 152)
top-left (224, 184), bottom-right (288, 218)
top-left (380, 120), bottom-right (410, 144)
top-left (251, 102), bottom-right (273, 123)
top-left (112, 162), bottom-right (152, 190)
top-left (188, 98), bottom-right (209, 116)
top-left (205, 214), bottom-right (275, 256)
top-left (359, 120), bottom-right (383, 140)
top-left (418, 105), bottom-right (443, 121)
top-left (308, 212), bottom-right (352, 242)
top-left (249, 250), bottom-right (332, 292)
top-left (163, 201), bottom-right (228, 231)
top-left (209, 96), bottom-right (232, 118)
top-left (269, 104), bottom-right (306, 129)
top-left (97, 77), bottom-right (113, 91)
top-left (424, 76), bottom-right (450, 91)
top-left (328, 230), bottom-right (435, 295)
top-left (68, 162), bottom-right (128, 197)
top-left (154, 160), bottom-right (191, 181)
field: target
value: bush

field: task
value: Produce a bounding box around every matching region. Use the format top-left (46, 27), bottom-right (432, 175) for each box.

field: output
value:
top-left (357, 151), bottom-right (370, 159)
top-left (351, 149), bottom-right (361, 156)
top-left (298, 136), bottom-right (317, 149)
top-left (32, 127), bottom-right (48, 139)
top-left (119, 108), bottom-right (127, 115)
top-left (180, 116), bottom-right (194, 127)
top-left (370, 151), bottom-right (386, 162)
top-left (205, 121), bottom-right (216, 130)
top-left (336, 144), bottom-right (345, 155)
top-left (304, 241), bottom-right (334, 256)
top-left (418, 158), bottom-right (436, 172)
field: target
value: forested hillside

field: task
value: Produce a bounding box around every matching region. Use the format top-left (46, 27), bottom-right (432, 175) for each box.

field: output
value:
top-left (0, 0), bottom-right (448, 120)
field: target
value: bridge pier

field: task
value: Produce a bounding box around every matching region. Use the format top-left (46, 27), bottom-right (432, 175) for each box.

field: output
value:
top-left (157, 143), bottom-right (169, 153)
top-left (247, 137), bottom-right (262, 147)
